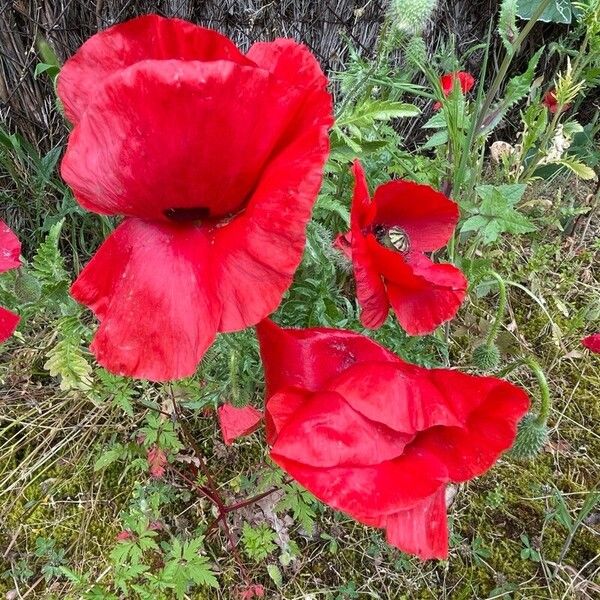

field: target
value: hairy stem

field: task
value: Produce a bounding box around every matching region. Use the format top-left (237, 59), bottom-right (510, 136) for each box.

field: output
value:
top-left (485, 271), bottom-right (508, 347)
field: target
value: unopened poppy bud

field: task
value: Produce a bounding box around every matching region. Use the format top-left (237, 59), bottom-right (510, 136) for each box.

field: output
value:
top-left (472, 343), bottom-right (501, 372)
top-left (13, 271), bottom-right (41, 303)
top-left (510, 414), bottom-right (549, 460)
top-left (405, 35), bottom-right (428, 67)
top-left (389, 0), bottom-right (438, 34)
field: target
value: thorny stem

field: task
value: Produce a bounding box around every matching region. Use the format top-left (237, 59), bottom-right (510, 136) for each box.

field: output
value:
top-left (485, 271), bottom-right (508, 347)
top-left (498, 357), bottom-right (551, 425)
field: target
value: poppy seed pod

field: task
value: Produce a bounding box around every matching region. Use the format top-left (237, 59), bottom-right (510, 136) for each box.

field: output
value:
top-left (389, 0), bottom-right (438, 34)
top-left (510, 414), bottom-right (549, 460)
top-left (472, 343), bottom-right (501, 372)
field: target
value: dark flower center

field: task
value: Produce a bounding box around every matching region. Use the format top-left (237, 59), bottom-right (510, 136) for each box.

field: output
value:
top-left (163, 206), bottom-right (212, 222)
top-left (373, 225), bottom-right (410, 253)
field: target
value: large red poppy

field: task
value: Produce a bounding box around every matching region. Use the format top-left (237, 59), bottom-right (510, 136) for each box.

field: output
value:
top-left (58, 15), bottom-right (333, 381)
top-left (337, 161), bottom-right (467, 335)
top-left (257, 319), bottom-right (529, 559)
top-left (0, 221), bottom-right (21, 343)
top-left (434, 71), bottom-right (475, 110)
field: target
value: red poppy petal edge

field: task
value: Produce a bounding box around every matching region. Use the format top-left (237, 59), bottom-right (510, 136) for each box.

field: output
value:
top-left (256, 319), bottom-right (398, 397)
top-left (0, 306), bottom-right (20, 344)
top-left (582, 334), bottom-right (600, 354)
top-left (384, 487), bottom-right (449, 560)
top-left (0, 220), bottom-right (21, 272)
top-left (58, 14), bottom-right (252, 123)
top-left (218, 404), bottom-right (263, 445)
top-left (71, 219), bottom-right (220, 381)
top-left (214, 45), bottom-right (333, 332)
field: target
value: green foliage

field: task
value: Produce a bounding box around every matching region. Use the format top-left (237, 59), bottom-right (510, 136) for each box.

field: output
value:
top-left (461, 184), bottom-right (536, 244)
top-left (499, 0), bottom-right (521, 49)
top-left (517, 0), bottom-right (575, 23)
top-left (31, 218), bottom-right (70, 298)
top-left (44, 314), bottom-right (93, 391)
top-left (276, 483), bottom-right (318, 534)
top-left (241, 523), bottom-right (278, 561)
top-left (138, 412), bottom-right (183, 454)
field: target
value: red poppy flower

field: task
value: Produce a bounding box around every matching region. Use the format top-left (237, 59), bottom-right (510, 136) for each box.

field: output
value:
top-left (218, 403), bottom-right (263, 445)
top-left (433, 71), bottom-right (475, 110)
top-left (542, 89), bottom-right (571, 114)
top-left (58, 15), bottom-right (333, 381)
top-left (337, 161), bottom-right (467, 335)
top-left (582, 334), bottom-right (600, 354)
top-left (257, 319), bottom-right (529, 559)
top-left (0, 221), bottom-right (21, 343)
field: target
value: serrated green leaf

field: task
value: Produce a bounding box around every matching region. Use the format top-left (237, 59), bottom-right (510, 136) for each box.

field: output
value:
top-left (555, 158), bottom-right (597, 180)
top-left (423, 130), bottom-right (448, 149)
top-left (267, 564), bottom-right (283, 587)
top-left (94, 445), bottom-right (123, 471)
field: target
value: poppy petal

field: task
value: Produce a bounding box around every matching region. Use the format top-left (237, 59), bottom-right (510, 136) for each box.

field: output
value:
top-left (333, 232), bottom-right (352, 260)
top-left (271, 447), bottom-right (448, 521)
top-left (256, 319), bottom-right (398, 397)
top-left (413, 370), bottom-right (530, 481)
top-left (62, 59), bottom-right (318, 221)
top-left (57, 14), bottom-right (252, 123)
top-left (372, 180), bottom-right (459, 252)
top-left (265, 388), bottom-right (311, 445)
top-left (350, 162), bottom-right (389, 329)
top-left (327, 362), bottom-right (464, 433)
top-left (0, 306), bottom-right (20, 344)
top-left (214, 44), bottom-right (332, 331)
top-left (218, 404), bottom-right (263, 445)
top-left (384, 487), bottom-right (449, 560)
top-left (272, 390), bottom-right (413, 467)
top-left (0, 221), bottom-right (21, 272)
top-left (382, 251), bottom-right (467, 335)
top-left (582, 334), bottom-right (600, 354)
top-left (71, 219), bottom-right (220, 381)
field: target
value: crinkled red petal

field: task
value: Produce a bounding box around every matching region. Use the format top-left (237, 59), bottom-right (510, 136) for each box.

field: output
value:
top-left (350, 162), bottom-right (389, 329)
top-left (372, 179), bottom-right (459, 252)
top-left (582, 334), bottom-right (600, 354)
top-left (218, 404), bottom-right (263, 445)
top-left (384, 487), bottom-right (449, 560)
top-left (62, 59), bottom-right (320, 221)
top-left (214, 42), bottom-right (332, 331)
top-left (57, 14), bottom-right (252, 123)
top-left (271, 389), bottom-right (413, 467)
top-left (256, 319), bottom-right (398, 398)
top-left (71, 219), bottom-right (220, 381)
top-left (0, 220), bottom-right (21, 273)
top-left (0, 306), bottom-right (20, 344)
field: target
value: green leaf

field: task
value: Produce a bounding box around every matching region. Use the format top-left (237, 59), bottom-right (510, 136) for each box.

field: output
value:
top-left (462, 184), bottom-right (536, 244)
top-left (34, 62), bottom-right (59, 78)
top-left (336, 100), bottom-right (420, 128)
top-left (516, 0), bottom-right (573, 23)
top-left (422, 130), bottom-right (448, 150)
top-left (267, 564), bottom-right (283, 588)
top-left (94, 445), bottom-right (124, 471)
top-left (555, 158), bottom-right (597, 180)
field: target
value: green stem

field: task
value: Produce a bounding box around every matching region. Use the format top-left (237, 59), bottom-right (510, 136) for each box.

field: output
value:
top-left (229, 349), bottom-right (240, 406)
top-left (474, 0), bottom-right (554, 136)
top-left (524, 357), bottom-right (551, 425)
top-left (485, 271), bottom-right (507, 347)
top-left (497, 357), bottom-right (551, 425)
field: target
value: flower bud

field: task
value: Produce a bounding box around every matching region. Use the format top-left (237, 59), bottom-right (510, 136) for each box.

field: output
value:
top-left (472, 343), bottom-right (501, 372)
top-left (405, 35), bottom-right (428, 67)
top-left (389, 0), bottom-right (438, 34)
top-left (510, 414), bottom-right (549, 460)
top-left (13, 271), bottom-right (41, 303)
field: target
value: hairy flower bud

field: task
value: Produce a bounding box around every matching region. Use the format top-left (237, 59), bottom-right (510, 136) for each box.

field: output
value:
top-left (405, 35), bottom-right (428, 67)
top-left (510, 414), bottom-right (549, 460)
top-left (389, 0), bottom-right (438, 34)
top-left (13, 271), bottom-right (41, 304)
top-left (472, 343), bottom-right (501, 372)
